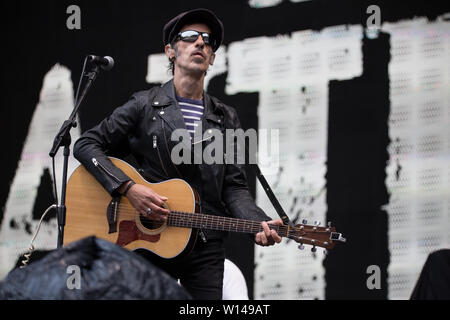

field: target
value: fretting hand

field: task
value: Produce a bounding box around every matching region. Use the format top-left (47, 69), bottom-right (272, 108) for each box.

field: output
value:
top-left (255, 219), bottom-right (283, 246)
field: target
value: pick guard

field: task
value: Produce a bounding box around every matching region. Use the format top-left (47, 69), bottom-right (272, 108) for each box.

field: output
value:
top-left (116, 220), bottom-right (161, 247)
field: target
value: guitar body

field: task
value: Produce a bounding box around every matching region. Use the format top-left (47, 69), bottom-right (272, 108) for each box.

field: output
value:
top-left (64, 158), bottom-right (199, 259)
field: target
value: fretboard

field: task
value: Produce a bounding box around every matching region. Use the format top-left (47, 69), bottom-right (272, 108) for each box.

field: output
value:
top-left (166, 211), bottom-right (290, 237)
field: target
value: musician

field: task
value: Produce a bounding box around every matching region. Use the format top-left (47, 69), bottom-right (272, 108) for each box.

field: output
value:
top-left (73, 8), bottom-right (282, 300)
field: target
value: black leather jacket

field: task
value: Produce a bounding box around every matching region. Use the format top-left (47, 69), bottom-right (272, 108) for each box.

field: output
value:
top-left (73, 80), bottom-right (271, 240)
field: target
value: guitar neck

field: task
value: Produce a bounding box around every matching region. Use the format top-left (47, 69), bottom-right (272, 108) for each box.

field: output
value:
top-left (167, 211), bottom-right (289, 237)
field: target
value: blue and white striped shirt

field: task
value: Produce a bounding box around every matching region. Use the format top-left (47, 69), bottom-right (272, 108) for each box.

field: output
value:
top-left (177, 95), bottom-right (204, 138)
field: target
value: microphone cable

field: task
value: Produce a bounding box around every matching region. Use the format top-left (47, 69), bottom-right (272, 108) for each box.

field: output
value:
top-left (20, 204), bottom-right (57, 268)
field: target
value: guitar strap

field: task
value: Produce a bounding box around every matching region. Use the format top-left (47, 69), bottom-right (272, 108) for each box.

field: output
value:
top-left (250, 164), bottom-right (293, 227)
top-left (217, 97), bottom-right (293, 227)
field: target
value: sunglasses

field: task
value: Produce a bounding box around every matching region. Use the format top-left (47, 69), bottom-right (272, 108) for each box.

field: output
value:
top-left (176, 30), bottom-right (216, 47)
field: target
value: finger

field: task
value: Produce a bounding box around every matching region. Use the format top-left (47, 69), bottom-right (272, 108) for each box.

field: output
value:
top-left (259, 231), bottom-right (268, 245)
top-left (273, 219), bottom-right (284, 226)
top-left (144, 197), bottom-right (170, 214)
top-left (151, 190), bottom-right (169, 203)
top-left (154, 213), bottom-right (167, 222)
top-left (154, 205), bottom-right (170, 216)
top-left (266, 233), bottom-right (275, 246)
top-left (140, 202), bottom-right (166, 221)
top-left (267, 219), bottom-right (283, 226)
top-left (262, 221), bottom-right (271, 238)
top-left (149, 194), bottom-right (166, 208)
top-left (154, 194), bottom-right (168, 203)
top-left (271, 230), bottom-right (282, 243)
top-left (140, 207), bottom-right (151, 216)
top-left (147, 201), bottom-right (170, 217)
top-left (140, 203), bottom-right (155, 217)
top-left (256, 233), bottom-right (265, 245)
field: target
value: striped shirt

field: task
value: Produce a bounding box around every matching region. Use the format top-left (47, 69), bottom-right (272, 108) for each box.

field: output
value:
top-left (177, 95), bottom-right (204, 138)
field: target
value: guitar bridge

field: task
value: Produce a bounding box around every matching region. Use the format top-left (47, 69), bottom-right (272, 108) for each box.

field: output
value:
top-left (107, 196), bottom-right (121, 234)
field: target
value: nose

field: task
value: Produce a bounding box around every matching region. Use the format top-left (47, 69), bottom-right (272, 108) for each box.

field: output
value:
top-left (194, 34), bottom-right (206, 47)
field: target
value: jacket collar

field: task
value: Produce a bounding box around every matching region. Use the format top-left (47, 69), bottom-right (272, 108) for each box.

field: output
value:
top-left (152, 79), bottom-right (224, 131)
top-left (151, 80), bottom-right (185, 132)
top-left (151, 79), bottom-right (176, 108)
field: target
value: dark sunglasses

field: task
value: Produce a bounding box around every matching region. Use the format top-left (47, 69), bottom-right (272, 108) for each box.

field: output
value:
top-left (176, 30), bottom-right (216, 47)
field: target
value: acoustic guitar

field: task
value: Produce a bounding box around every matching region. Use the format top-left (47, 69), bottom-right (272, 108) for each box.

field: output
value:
top-left (64, 157), bottom-right (345, 259)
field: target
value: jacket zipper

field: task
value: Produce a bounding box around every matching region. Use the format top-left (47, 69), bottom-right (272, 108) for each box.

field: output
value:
top-left (153, 135), bottom-right (169, 177)
top-left (92, 158), bottom-right (121, 183)
top-left (217, 131), bottom-right (226, 194)
top-left (199, 230), bottom-right (207, 243)
top-left (220, 157), bottom-right (226, 193)
top-left (161, 120), bottom-right (184, 179)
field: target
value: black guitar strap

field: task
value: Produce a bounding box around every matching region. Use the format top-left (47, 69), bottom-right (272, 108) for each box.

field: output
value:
top-left (220, 104), bottom-right (293, 227)
top-left (250, 163), bottom-right (293, 226)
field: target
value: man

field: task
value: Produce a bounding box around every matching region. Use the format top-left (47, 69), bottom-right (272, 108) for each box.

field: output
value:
top-left (73, 8), bottom-right (282, 300)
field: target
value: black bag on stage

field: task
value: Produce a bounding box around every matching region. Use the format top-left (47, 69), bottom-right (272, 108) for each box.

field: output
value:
top-left (0, 236), bottom-right (191, 300)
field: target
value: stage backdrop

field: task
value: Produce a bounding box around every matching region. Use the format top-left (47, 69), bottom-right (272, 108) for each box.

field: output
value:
top-left (0, 0), bottom-right (449, 300)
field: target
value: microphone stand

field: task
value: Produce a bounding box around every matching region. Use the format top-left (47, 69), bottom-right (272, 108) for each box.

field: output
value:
top-left (49, 63), bottom-right (101, 248)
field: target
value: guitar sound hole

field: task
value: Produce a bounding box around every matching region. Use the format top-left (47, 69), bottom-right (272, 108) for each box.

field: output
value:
top-left (139, 214), bottom-right (164, 230)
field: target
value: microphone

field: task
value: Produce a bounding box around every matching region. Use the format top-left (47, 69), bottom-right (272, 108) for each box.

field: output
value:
top-left (87, 55), bottom-right (114, 71)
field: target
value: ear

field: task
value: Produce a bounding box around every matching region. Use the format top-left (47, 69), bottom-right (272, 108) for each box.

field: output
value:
top-left (209, 52), bottom-right (216, 66)
top-left (165, 44), bottom-right (175, 61)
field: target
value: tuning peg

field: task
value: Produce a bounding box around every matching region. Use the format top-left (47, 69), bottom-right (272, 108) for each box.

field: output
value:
top-left (311, 246), bottom-right (317, 253)
top-left (327, 221), bottom-right (332, 227)
top-left (302, 219), bottom-right (308, 224)
top-left (323, 249), bottom-right (329, 256)
top-left (298, 244), bottom-right (305, 250)
top-left (314, 221), bottom-right (321, 226)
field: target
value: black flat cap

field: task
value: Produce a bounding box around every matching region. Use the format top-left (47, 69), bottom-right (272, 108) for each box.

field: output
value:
top-left (163, 8), bottom-right (224, 52)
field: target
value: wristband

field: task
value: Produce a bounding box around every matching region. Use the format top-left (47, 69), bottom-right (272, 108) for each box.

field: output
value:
top-left (122, 181), bottom-right (136, 196)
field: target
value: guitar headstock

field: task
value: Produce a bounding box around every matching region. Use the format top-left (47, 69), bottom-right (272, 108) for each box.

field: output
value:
top-left (288, 221), bottom-right (346, 253)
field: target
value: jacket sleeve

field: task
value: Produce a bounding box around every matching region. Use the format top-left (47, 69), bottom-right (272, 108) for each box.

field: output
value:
top-left (73, 92), bottom-right (146, 196)
top-left (222, 107), bottom-right (273, 223)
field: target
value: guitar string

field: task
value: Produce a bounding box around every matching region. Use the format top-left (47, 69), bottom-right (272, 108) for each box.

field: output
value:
top-left (112, 203), bottom-right (331, 233)
top-left (66, 206), bottom-right (331, 247)
top-left (113, 204), bottom-right (330, 233)
top-left (113, 205), bottom-right (283, 234)
top-left (77, 203), bottom-right (332, 245)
